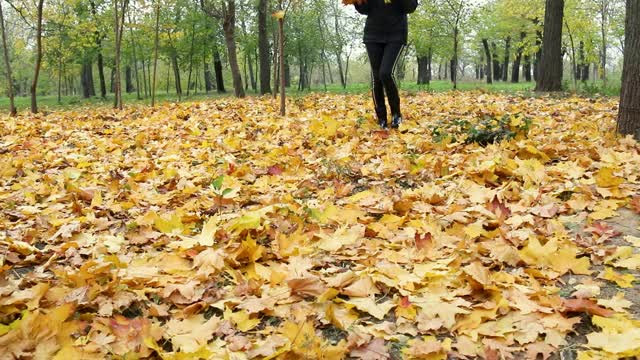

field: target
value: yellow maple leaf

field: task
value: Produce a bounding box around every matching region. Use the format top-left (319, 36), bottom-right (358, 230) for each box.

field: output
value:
top-left (225, 308), bottom-right (260, 332)
top-left (600, 267), bottom-right (636, 288)
top-left (586, 316), bottom-right (640, 355)
top-left (154, 212), bottom-right (185, 234)
top-left (597, 293), bottom-right (633, 313)
top-left (595, 167), bottom-right (624, 188)
top-left (343, 297), bottom-right (395, 320)
top-left (519, 237), bottom-right (591, 276)
top-left (326, 303), bottom-right (358, 330)
top-left (316, 224), bottom-right (364, 251)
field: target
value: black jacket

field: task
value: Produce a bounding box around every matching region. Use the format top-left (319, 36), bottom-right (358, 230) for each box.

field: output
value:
top-left (354, 0), bottom-right (418, 44)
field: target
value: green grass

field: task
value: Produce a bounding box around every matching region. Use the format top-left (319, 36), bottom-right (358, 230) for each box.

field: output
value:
top-left (307, 80), bottom-right (537, 95)
top-left (0, 91), bottom-right (228, 113)
top-left (0, 79), bottom-right (620, 114)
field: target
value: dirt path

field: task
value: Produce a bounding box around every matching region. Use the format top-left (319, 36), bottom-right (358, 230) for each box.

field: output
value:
top-left (556, 208), bottom-right (640, 359)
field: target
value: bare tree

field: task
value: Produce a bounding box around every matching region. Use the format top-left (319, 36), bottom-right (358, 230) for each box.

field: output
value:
top-left (30, 0), bottom-right (44, 113)
top-left (151, 0), bottom-right (160, 107)
top-left (113, 0), bottom-right (129, 110)
top-left (201, 0), bottom-right (245, 98)
top-left (439, 0), bottom-right (472, 90)
top-left (595, 0), bottom-right (609, 84)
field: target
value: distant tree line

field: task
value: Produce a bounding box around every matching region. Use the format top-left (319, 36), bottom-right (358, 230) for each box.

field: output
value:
top-left (0, 0), bottom-right (638, 138)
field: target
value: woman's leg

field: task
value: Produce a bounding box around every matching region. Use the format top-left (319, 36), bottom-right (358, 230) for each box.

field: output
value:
top-left (365, 42), bottom-right (387, 126)
top-left (378, 43), bottom-right (405, 119)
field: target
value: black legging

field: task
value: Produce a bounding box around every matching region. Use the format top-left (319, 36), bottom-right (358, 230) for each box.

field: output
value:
top-left (366, 42), bottom-right (405, 121)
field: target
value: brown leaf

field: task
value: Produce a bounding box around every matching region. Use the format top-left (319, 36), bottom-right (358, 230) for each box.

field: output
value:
top-left (525, 342), bottom-right (555, 360)
top-left (406, 339), bottom-right (442, 357)
top-left (414, 232), bottom-right (433, 251)
top-left (350, 338), bottom-right (389, 360)
top-left (372, 129), bottom-right (389, 139)
top-left (562, 298), bottom-right (614, 317)
top-left (288, 277), bottom-right (326, 297)
top-left (585, 222), bottom-right (622, 238)
top-left (630, 196), bottom-right (640, 214)
top-left (342, 276), bottom-right (379, 297)
top-left (267, 165), bottom-right (284, 176)
top-left (463, 261), bottom-right (491, 286)
top-left (486, 195), bottom-right (511, 221)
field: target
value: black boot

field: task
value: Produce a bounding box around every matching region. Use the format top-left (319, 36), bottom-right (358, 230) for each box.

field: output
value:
top-left (391, 114), bottom-right (402, 129)
top-left (378, 116), bottom-right (388, 129)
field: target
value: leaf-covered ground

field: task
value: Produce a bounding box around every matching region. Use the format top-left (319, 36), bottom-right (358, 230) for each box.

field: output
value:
top-left (1, 92), bottom-right (639, 359)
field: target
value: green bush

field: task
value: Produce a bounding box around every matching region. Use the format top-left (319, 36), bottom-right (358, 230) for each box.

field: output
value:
top-left (430, 114), bottom-right (532, 146)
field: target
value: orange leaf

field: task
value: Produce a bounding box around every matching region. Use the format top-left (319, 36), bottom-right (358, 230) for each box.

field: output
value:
top-left (562, 298), bottom-right (614, 317)
top-left (268, 165), bottom-right (284, 176)
top-left (629, 196), bottom-right (640, 214)
top-left (288, 277), bottom-right (326, 297)
top-left (415, 232), bottom-right (433, 250)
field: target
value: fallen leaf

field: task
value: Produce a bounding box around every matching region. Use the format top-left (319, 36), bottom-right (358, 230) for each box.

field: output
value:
top-left (562, 298), bottom-right (614, 317)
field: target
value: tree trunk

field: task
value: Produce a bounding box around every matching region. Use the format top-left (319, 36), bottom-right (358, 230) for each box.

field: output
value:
top-left (30, 0), bottom-right (45, 113)
top-left (152, 0), bottom-right (160, 106)
top-left (427, 48), bottom-right (432, 82)
top-left (247, 52), bottom-right (256, 91)
top-left (417, 56), bottom-right (430, 85)
top-left (577, 40), bottom-right (584, 80)
top-left (272, 19), bottom-right (278, 98)
top-left (0, 1), bottom-right (16, 116)
top-left (534, 25), bottom-right (543, 81)
top-left (617, 0), bottom-right (640, 140)
top-left (279, 16), bottom-right (285, 115)
top-left (578, 40), bottom-right (589, 82)
top-left (258, 0), bottom-right (271, 94)
top-left (297, 44), bottom-right (305, 91)
top-left (491, 42), bottom-right (500, 81)
top-left (186, 22), bottom-right (196, 96)
top-left (565, 20), bottom-right (578, 91)
top-left (91, 0), bottom-right (107, 98)
top-left (582, 62), bottom-right (590, 81)
top-left (113, 0), bottom-right (129, 110)
top-left (449, 59), bottom-right (455, 82)
top-left (284, 58), bottom-right (291, 87)
top-left (171, 52), bottom-right (182, 97)
top-left (97, 52), bottom-right (107, 98)
top-left (204, 60), bottom-right (214, 92)
top-left (128, 16), bottom-right (141, 100)
top-left (502, 36), bottom-right (511, 81)
top-left (57, 59), bottom-right (63, 104)
top-left (344, 52), bottom-right (351, 87)
top-left (535, 0), bottom-right (565, 92)
top-left (81, 61), bottom-right (96, 98)
top-left (482, 39), bottom-right (493, 84)
top-left (600, 0), bottom-right (608, 85)
top-left (222, 1), bottom-right (245, 98)
top-left (213, 46), bottom-right (225, 93)
top-left (524, 55), bottom-right (532, 82)
top-left (110, 67), bottom-right (116, 93)
top-left (452, 27), bottom-right (459, 89)
top-left (141, 57), bottom-right (148, 98)
top-left (317, 17), bottom-right (328, 91)
top-left (512, 33), bottom-right (525, 83)
top-left (166, 65), bottom-right (170, 94)
top-left (125, 65), bottom-right (134, 93)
